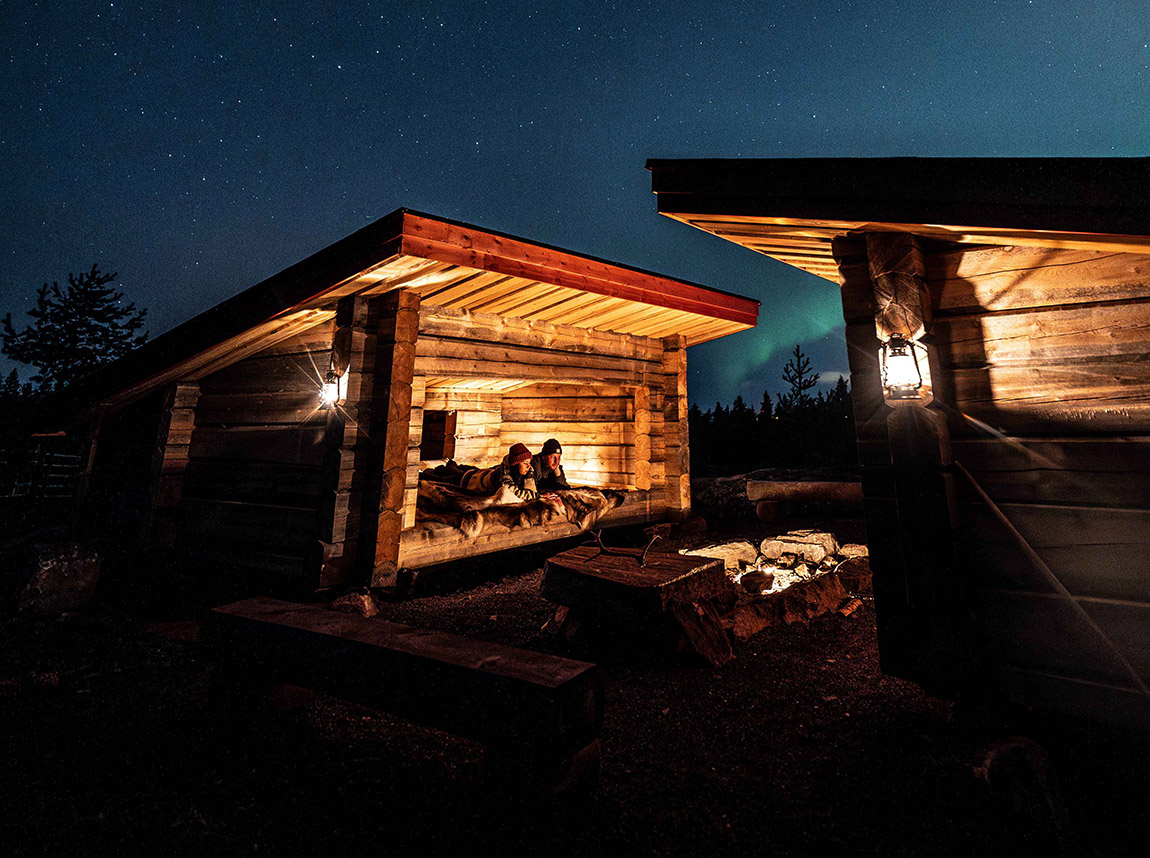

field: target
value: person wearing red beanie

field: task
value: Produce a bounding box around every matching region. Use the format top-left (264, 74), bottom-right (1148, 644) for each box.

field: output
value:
top-left (462, 442), bottom-right (538, 500)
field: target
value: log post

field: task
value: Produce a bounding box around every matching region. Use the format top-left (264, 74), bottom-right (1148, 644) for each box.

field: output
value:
top-left (836, 232), bottom-right (969, 696)
top-left (661, 335), bottom-right (690, 519)
top-left (321, 290), bottom-right (421, 590)
top-left (370, 290), bottom-right (421, 588)
top-left (866, 231), bottom-right (944, 410)
top-left (149, 382), bottom-right (199, 547)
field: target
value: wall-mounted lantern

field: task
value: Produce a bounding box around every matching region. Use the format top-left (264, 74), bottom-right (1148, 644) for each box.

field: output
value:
top-left (880, 333), bottom-right (923, 401)
top-left (319, 369), bottom-right (342, 408)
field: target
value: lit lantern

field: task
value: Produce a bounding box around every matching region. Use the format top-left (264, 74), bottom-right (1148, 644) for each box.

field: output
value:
top-left (880, 333), bottom-right (923, 400)
top-left (319, 369), bottom-right (342, 408)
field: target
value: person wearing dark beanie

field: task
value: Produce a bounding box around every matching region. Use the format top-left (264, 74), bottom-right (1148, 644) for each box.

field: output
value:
top-left (532, 437), bottom-right (570, 492)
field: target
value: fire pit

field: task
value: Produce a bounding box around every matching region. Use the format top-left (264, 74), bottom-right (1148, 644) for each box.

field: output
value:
top-left (680, 531), bottom-right (870, 641)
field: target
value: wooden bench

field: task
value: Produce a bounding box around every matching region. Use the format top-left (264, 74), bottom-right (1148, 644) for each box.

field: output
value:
top-left (204, 597), bottom-right (603, 794)
top-left (541, 544), bottom-right (734, 666)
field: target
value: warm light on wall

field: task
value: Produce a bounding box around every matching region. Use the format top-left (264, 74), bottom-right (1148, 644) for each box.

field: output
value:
top-left (880, 333), bottom-right (923, 401)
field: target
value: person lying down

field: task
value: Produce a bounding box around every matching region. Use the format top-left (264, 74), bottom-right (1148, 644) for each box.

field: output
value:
top-left (417, 441), bottom-right (623, 538)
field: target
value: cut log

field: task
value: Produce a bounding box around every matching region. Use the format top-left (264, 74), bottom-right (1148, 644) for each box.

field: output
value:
top-left (746, 480), bottom-right (864, 505)
top-left (541, 544), bottom-right (733, 666)
top-left (542, 544), bottom-right (729, 617)
top-left (723, 570), bottom-right (850, 641)
top-left (669, 600), bottom-right (735, 666)
top-left (755, 500), bottom-right (782, 522)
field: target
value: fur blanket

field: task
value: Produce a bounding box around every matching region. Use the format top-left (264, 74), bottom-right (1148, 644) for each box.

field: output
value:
top-left (417, 481), bottom-right (625, 539)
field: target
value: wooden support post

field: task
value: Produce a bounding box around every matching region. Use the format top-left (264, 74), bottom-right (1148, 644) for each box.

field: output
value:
top-left (371, 290), bottom-right (421, 588)
top-left (75, 405), bottom-right (107, 512)
top-left (836, 232), bottom-right (968, 696)
top-left (149, 382), bottom-right (199, 547)
top-left (322, 290), bottom-right (421, 589)
top-left (661, 336), bottom-right (690, 519)
top-left (866, 232), bottom-right (943, 408)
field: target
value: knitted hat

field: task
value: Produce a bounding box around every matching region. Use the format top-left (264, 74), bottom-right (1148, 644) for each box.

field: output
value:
top-left (508, 443), bottom-right (532, 465)
top-left (542, 438), bottom-right (562, 456)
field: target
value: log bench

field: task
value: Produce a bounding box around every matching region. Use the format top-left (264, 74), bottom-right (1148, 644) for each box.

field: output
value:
top-left (204, 596), bottom-right (604, 794)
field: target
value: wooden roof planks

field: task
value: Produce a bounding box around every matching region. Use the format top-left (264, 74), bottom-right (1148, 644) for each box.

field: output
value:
top-left (67, 208), bottom-right (758, 414)
top-left (647, 157), bottom-right (1150, 283)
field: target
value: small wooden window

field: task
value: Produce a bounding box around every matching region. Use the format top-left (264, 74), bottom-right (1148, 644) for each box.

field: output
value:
top-left (419, 410), bottom-right (457, 460)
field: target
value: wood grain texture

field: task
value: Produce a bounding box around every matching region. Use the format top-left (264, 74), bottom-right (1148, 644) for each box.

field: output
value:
top-left (936, 301), bottom-right (1150, 368)
top-left (953, 436), bottom-right (1150, 508)
top-left (977, 588), bottom-right (1150, 686)
top-left (370, 290), bottom-right (421, 587)
top-left (76, 208), bottom-right (753, 419)
top-left (398, 493), bottom-right (660, 568)
top-left (927, 246), bottom-right (1150, 315)
top-left (541, 544), bottom-right (727, 616)
top-left (208, 596), bottom-right (603, 756)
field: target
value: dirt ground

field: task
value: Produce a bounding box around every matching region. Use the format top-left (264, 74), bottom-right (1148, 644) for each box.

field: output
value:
top-left (2, 501), bottom-right (1148, 857)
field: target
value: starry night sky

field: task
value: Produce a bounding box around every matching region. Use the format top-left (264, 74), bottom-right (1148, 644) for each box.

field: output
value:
top-left (4, 0), bottom-right (1148, 406)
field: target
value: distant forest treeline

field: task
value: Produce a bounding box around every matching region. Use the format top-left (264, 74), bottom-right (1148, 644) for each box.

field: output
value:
top-left (689, 346), bottom-right (858, 476)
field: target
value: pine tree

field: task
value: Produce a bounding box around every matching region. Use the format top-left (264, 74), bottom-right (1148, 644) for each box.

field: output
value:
top-left (776, 344), bottom-right (820, 411)
top-left (2, 265), bottom-right (148, 392)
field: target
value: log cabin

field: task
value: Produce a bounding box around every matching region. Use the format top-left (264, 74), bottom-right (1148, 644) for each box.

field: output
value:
top-left (63, 209), bottom-right (758, 592)
top-left (648, 157), bottom-right (1150, 729)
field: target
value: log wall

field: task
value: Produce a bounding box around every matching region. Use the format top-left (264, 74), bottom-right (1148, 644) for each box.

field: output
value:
top-left (840, 237), bottom-right (1150, 725)
top-left (498, 383), bottom-right (643, 487)
top-left (928, 246), bottom-right (1150, 433)
top-left (413, 305), bottom-right (671, 495)
top-left (930, 247), bottom-right (1150, 722)
top-left (394, 305), bottom-right (679, 568)
top-left (181, 321), bottom-right (335, 588)
top-left (421, 390), bottom-right (503, 465)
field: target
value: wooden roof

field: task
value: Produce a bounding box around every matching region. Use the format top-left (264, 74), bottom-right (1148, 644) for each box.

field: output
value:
top-left (647, 157), bottom-right (1150, 283)
top-left (76, 209), bottom-right (758, 410)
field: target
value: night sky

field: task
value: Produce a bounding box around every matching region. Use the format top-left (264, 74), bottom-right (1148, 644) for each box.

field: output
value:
top-left (4, 0), bottom-right (1148, 406)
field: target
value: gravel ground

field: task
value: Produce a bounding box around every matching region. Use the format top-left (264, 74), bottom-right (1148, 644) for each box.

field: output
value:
top-left (2, 506), bottom-right (1148, 857)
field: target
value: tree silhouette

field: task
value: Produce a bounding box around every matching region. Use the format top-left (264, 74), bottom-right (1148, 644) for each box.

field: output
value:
top-left (776, 344), bottom-right (820, 411)
top-left (2, 265), bottom-right (148, 392)
top-left (758, 388), bottom-right (773, 419)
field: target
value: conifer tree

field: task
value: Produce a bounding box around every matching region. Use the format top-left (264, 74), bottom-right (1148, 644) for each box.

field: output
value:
top-left (2, 265), bottom-right (148, 392)
top-left (776, 344), bottom-right (820, 411)
top-left (758, 388), bottom-right (773, 419)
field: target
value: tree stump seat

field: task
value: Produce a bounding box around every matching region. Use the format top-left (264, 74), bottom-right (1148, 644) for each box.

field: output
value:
top-left (541, 544), bottom-right (735, 666)
top-left (205, 596), bottom-right (603, 794)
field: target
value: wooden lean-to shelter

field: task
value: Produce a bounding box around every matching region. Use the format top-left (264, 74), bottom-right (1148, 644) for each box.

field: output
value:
top-left (648, 157), bottom-right (1150, 728)
top-left (66, 209), bottom-right (757, 592)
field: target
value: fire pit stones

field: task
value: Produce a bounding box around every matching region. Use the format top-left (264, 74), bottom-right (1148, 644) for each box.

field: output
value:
top-left (680, 532), bottom-right (870, 641)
